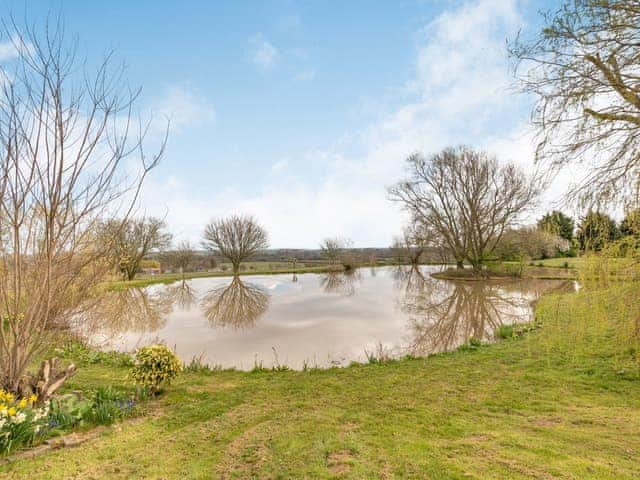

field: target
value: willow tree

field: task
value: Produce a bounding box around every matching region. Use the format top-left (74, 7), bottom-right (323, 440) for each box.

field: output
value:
top-left (0, 20), bottom-right (165, 395)
top-left (203, 215), bottom-right (269, 273)
top-left (389, 147), bottom-right (539, 272)
top-left (511, 0), bottom-right (640, 207)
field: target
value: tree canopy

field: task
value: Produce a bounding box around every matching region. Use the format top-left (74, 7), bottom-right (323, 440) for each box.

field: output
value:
top-left (537, 211), bottom-right (575, 242)
top-left (576, 211), bottom-right (620, 251)
top-left (389, 146), bottom-right (540, 272)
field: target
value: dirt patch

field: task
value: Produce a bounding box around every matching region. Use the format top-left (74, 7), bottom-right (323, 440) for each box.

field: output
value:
top-left (531, 416), bottom-right (563, 427)
top-left (327, 449), bottom-right (355, 475)
top-left (217, 421), bottom-right (274, 480)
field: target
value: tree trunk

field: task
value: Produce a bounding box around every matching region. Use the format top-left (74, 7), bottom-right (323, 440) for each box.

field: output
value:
top-left (456, 260), bottom-right (464, 269)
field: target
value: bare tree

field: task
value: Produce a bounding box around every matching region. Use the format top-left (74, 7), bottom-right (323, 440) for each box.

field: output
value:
top-left (203, 215), bottom-right (269, 273)
top-left (99, 217), bottom-right (172, 280)
top-left (389, 147), bottom-right (539, 273)
top-left (164, 240), bottom-right (196, 276)
top-left (320, 237), bottom-right (346, 265)
top-left (391, 224), bottom-right (431, 265)
top-left (319, 237), bottom-right (359, 269)
top-left (0, 19), bottom-right (165, 395)
top-left (511, 0), bottom-right (640, 207)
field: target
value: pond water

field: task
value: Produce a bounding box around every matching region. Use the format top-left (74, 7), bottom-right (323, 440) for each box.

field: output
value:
top-left (78, 266), bottom-right (573, 370)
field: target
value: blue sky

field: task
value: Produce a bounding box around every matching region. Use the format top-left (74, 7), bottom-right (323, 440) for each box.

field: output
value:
top-left (2, 0), bottom-right (564, 247)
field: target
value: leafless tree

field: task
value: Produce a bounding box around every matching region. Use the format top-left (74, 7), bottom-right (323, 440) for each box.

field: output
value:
top-left (389, 147), bottom-right (539, 273)
top-left (203, 215), bottom-right (269, 274)
top-left (99, 217), bottom-right (172, 280)
top-left (319, 237), bottom-right (359, 270)
top-left (391, 224), bottom-right (431, 265)
top-left (510, 0), bottom-right (640, 207)
top-left (164, 240), bottom-right (196, 276)
top-left (319, 237), bottom-right (348, 265)
top-left (0, 19), bottom-right (165, 395)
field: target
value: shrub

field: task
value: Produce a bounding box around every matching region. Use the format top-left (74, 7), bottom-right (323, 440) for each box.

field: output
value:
top-left (131, 344), bottom-right (182, 394)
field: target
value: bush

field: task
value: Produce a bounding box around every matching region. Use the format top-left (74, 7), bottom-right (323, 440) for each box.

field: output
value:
top-left (131, 344), bottom-right (182, 394)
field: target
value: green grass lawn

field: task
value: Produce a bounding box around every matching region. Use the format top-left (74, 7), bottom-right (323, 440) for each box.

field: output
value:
top-left (1, 286), bottom-right (639, 479)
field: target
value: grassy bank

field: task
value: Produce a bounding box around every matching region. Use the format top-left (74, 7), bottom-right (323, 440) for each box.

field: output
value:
top-left (431, 264), bottom-right (577, 281)
top-left (105, 258), bottom-right (579, 290)
top-left (104, 264), bottom-right (342, 290)
top-left (2, 284), bottom-right (639, 478)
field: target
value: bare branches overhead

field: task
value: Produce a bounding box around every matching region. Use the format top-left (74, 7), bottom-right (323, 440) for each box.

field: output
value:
top-left (0, 17), bottom-right (165, 393)
top-left (510, 0), bottom-right (640, 207)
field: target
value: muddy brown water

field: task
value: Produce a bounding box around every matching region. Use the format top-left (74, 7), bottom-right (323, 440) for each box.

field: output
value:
top-left (78, 266), bottom-right (573, 369)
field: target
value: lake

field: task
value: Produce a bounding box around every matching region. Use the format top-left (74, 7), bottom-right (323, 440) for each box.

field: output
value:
top-left (79, 266), bottom-right (572, 369)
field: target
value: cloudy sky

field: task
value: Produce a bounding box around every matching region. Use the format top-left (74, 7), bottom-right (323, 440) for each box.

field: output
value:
top-left (4, 0), bottom-right (567, 247)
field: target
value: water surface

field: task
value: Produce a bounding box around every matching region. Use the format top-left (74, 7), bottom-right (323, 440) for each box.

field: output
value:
top-left (80, 266), bottom-right (571, 369)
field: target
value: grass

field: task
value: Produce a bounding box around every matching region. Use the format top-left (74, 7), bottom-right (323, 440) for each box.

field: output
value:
top-left (432, 263), bottom-right (577, 281)
top-left (530, 257), bottom-right (584, 269)
top-left (103, 259), bottom-right (422, 290)
top-left (1, 284), bottom-right (639, 478)
top-left (104, 264), bottom-right (342, 290)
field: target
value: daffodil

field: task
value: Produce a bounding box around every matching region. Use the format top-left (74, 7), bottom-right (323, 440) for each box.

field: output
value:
top-left (7, 407), bottom-right (16, 417)
top-left (17, 398), bottom-right (27, 409)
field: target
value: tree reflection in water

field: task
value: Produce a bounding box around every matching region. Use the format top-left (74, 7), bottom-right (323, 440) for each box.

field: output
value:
top-left (320, 270), bottom-right (362, 296)
top-left (164, 279), bottom-right (196, 310)
top-left (398, 266), bottom-right (571, 356)
top-left (78, 287), bottom-right (173, 336)
top-left (200, 276), bottom-right (270, 329)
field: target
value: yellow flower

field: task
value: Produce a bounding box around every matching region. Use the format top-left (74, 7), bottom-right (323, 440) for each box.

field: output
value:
top-left (7, 407), bottom-right (16, 417)
top-left (28, 394), bottom-right (37, 405)
top-left (17, 398), bottom-right (27, 409)
top-left (4, 392), bottom-right (14, 403)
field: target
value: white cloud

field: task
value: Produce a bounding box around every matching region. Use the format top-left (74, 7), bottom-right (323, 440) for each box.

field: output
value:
top-left (270, 158), bottom-right (289, 173)
top-left (153, 86), bottom-right (216, 133)
top-left (0, 35), bottom-right (29, 62)
top-left (143, 0), bottom-right (562, 247)
top-left (248, 33), bottom-right (279, 71)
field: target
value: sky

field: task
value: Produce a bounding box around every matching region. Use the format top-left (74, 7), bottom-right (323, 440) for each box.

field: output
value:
top-left (1, 0), bottom-right (568, 248)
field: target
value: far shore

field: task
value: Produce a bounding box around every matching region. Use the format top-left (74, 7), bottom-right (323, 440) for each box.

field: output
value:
top-left (103, 258), bottom-right (583, 290)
